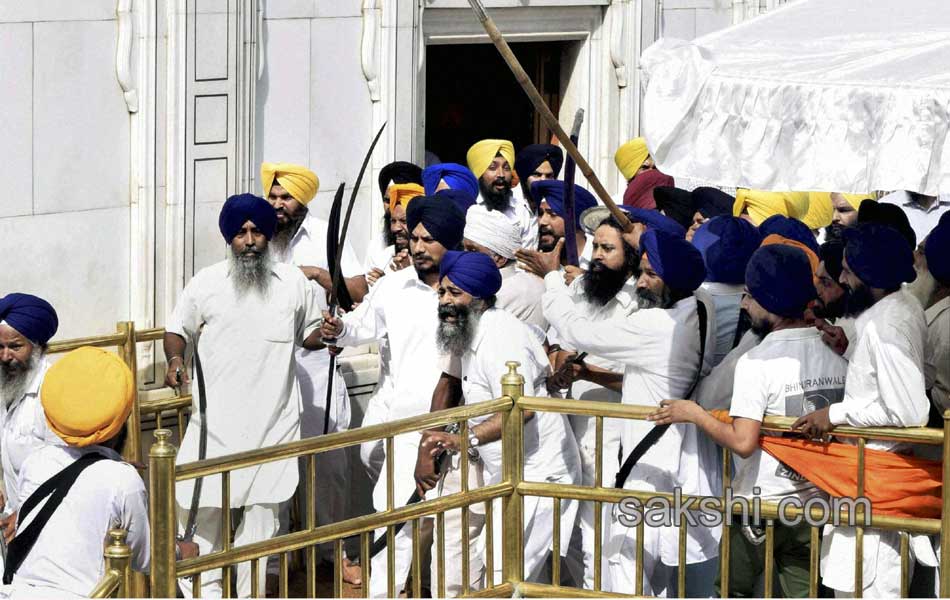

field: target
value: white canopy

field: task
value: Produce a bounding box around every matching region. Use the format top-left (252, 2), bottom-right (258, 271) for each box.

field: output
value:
top-left (639, 0), bottom-right (950, 195)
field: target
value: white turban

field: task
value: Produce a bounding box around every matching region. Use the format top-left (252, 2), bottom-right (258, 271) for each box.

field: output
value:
top-left (464, 205), bottom-right (522, 260)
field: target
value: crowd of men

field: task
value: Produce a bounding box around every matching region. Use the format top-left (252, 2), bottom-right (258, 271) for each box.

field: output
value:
top-left (0, 136), bottom-right (948, 598)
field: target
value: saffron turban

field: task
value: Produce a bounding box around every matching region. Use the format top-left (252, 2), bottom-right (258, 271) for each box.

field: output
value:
top-left (691, 217), bottom-right (762, 285)
top-left (422, 163), bottom-right (479, 199)
top-left (746, 245), bottom-right (816, 319)
top-left (693, 187), bottom-right (735, 219)
top-left (41, 346), bottom-right (133, 448)
top-left (758, 215), bottom-right (820, 255)
top-left (761, 234), bottom-right (821, 280)
top-left (514, 144), bottom-right (563, 180)
top-left (926, 212), bottom-right (950, 286)
top-left (803, 192), bottom-right (834, 230)
top-left (0, 293), bottom-right (58, 346)
top-left (819, 241), bottom-right (845, 282)
top-left (439, 251), bottom-right (503, 299)
top-left (378, 161), bottom-right (423, 199)
top-left (531, 180), bottom-right (598, 231)
top-left (466, 139), bottom-right (516, 179)
top-left (627, 207), bottom-right (687, 238)
top-left (260, 162), bottom-right (319, 205)
top-left (219, 193), bottom-right (277, 242)
top-left (435, 188), bottom-right (477, 215)
top-left (858, 201), bottom-right (917, 248)
top-left (640, 229), bottom-right (706, 293)
top-left (844, 223), bottom-right (916, 290)
top-left (839, 192), bottom-right (876, 211)
top-left (388, 183), bottom-right (425, 214)
top-left (622, 168), bottom-right (675, 209)
top-left (733, 189), bottom-right (810, 225)
top-left (464, 205), bottom-right (523, 260)
top-left (614, 137), bottom-right (650, 181)
top-left (652, 186), bottom-right (695, 230)
top-left (406, 195), bottom-right (466, 251)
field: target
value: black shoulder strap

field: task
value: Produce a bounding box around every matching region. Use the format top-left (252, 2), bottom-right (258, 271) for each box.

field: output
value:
top-left (3, 453), bottom-right (109, 584)
top-left (614, 300), bottom-right (707, 489)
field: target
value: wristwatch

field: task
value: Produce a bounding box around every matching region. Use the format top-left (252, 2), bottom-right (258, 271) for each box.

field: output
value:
top-left (467, 433), bottom-right (481, 461)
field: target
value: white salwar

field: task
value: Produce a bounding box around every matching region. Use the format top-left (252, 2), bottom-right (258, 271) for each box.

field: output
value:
top-left (167, 259), bottom-right (322, 598)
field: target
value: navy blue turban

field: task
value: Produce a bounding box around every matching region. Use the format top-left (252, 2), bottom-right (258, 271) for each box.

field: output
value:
top-left (857, 201), bottom-right (916, 248)
top-left (514, 144), bottom-right (564, 181)
top-left (439, 251), bottom-right (503, 298)
top-left (378, 161), bottom-right (423, 199)
top-left (652, 187), bottom-right (695, 230)
top-left (925, 212), bottom-right (950, 286)
top-left (435, 188), bottom-right (477, 215)
top-left (819, 241), bottom-right (845, 282)
top-left (758, 215), bottom-right (820, 255)
top-left (691, 216), bottom-right (762, 285)
top-left (407, 195), bottom-right (466, 250)
top-left (746, 245), bottom-right (816, 319)
top-left (640, 229), bottom-right (706, 293)
top-left (219, 193), bottom-right (277, 242)
top-left (627, 207), bottom-right (687, 238)
top-left (531, 180), bottom-right (598, 231)
top-left (0, 293), bottom-right (59, 346)
top-left (422, 163), bottom-right (479, 199)
top-left (843, 223), bottom-right (916, 290)
top-left (692, 187), bottom-right (735, 219)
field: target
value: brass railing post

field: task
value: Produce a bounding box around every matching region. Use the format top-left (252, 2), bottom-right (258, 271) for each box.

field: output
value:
top-left (501, 361), bottom-right (525, 585)
top-left (117, 321), bottom-right (143, 465)
top-left (941, 410), bottom-right (950, 598)
top-left (149, 429), bottom-right (178, 597)
top-left (104, 528), bottom-right (133, 597)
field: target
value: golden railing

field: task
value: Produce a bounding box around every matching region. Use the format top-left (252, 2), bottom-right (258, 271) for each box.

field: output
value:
top-left (89, 529), bottom-right (134, 598)
top-left (142, 361), bottom-right (948, 598)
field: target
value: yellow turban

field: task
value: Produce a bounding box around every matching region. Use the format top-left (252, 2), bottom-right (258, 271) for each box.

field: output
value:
top-left (733, 190), bottom-right (811, 225)
top-left (837, 192), bottom-right (876, 211)
top-left (614, 137), bottom-right (650, 181)
top-left (466, 139), bottom-right (516, 180)
top-left (260, 162), bottom-right (320, 205)
top-left (42, 347), bottom-right (134, 448)
top-left (803, 192), bottom-right (834, 230)
top-left (388, 183), bottom-right (425, 214)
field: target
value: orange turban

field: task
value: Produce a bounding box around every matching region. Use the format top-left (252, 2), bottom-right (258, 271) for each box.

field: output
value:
top-left (260, 162), bottom-right (320, 205)
top-left (761, 233), bottom-right (820, 283)
top-left (388, 183), bottom-right (425, 214)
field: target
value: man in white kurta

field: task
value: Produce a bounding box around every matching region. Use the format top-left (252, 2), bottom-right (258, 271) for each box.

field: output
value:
top-left (467, 139), bottom-right (539, 250)
top-left (165, 194), bottom-right (324, 598)
top-left (542, 229), bottom-right (719, 596)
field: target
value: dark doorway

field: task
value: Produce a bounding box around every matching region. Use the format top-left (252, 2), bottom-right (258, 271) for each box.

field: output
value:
top-left (424, 41), bottom-right (568, 165)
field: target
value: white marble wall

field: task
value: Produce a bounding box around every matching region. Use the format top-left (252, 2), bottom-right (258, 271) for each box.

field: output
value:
top-left (0, 3), bottom-right (132, 340)
top-left (662, 0), bottom-right (733, 41)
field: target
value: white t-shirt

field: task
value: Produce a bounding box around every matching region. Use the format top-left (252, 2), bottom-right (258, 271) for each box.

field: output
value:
top-left (729, 327), bottom-right (848, 502)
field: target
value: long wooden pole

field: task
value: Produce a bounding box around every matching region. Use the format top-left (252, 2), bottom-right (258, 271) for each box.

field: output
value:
top-left (466, 0), bottom-right (634, 232)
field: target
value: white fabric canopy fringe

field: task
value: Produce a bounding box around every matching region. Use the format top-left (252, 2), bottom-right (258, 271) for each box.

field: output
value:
top-left (639, 0), bottom-right (950, 195)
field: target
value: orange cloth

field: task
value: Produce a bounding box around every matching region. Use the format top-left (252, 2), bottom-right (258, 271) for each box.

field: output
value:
top-left (760, 233), bottom-right (820, 281)
top-left (710, 410), bottom-right (943, 519)
top-left (388, 183), bottom-right (425, 214)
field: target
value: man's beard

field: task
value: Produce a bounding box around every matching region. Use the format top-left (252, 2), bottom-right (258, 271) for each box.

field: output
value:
top-left (393, 232), bottom-right (409, 253)
top-left (750, 316), bottom-right (774, 339)
top-left (841, 281), bottom-right (875, 318)
top-left (906, 265), bottom-right (938, 309)
top-left (814, 292), bottom-right (848, 321)
top-left (436, 302), bottom-right (485, 356)
top-left (538, 225), bottom-right (560, 253)
top-left (383, 212), bottom-right (396, 247)
top-left (413, 252), bottom-right (439, 279)
top-left (635, 285), bottom-right (672, 310)
top-left (479, 177), bottom-right (511, 212)
top-left (229, 245), bottom-right (273, 298)
top-left (582, 262), bottom-right (630, 307)
top-left (0, 347), bottom-right (42, 407)
top-left (824, 223), bottom-right (845, 243)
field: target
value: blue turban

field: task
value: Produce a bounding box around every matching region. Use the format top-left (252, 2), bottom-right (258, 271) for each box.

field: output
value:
top-left (745, 245), bottom-right (816, 318)
top-left (531, 180), bottom-right (598, 231)
top-left (435, 188), bottom-right (477, 215)
top-left (626, 207), bottom-right (687, 238)
top-left (514, 144), bottom-right (564, 180)
top-left (218, 193), bottom-right (277, 242)
top-left (692, 216), bottom-right (762, 285)
top-left (439, 251), bottom-right (502, 298)
top-left (693, 187), bottom-right (735, 219)
top-left (758, 215), bottom-right (820, 255)
top-left (422, 163), bottom-right (479, 199)
top-left (819, 241), bottom-right (845, 282)
top-left (640, 229), bottom-right (706, 293)
top-left (406, 195), bottom-right (466, 250)
top-left (858, 201), bottom-right (917, 248)
top-left (843, 223), bottom-right (916, 289)
top-left (0, 293), bottom-right (59, 346)
top-left (925, 212), bottom-right (950, 286)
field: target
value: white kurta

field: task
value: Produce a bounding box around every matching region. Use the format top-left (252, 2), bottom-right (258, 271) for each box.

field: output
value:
top-left (0, 358), bottom-right (58, 512)
top-left (925, 296), bottom-right (950, 413)
top-left (167, 260), bottom-right (322, 508)
top-left (496, 264), bottom-right (548, 331)
top-left (363, 244), bottom-right (397, 278)
top-left (7, 445), bottom-right (148, 598)
top-left (474, 187), bottom-right (539, 251)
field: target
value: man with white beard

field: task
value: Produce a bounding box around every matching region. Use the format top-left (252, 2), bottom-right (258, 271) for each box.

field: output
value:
top-left (0, 293), bottom-right (60, 542)
top-left (164, 193), bottom-right (325, 598)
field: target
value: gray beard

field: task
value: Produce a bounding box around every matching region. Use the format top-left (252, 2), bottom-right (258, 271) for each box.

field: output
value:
top-left (635, 285), bottom-right (673, 310)
top-left (0, 347), bottom-right (42, 408)
top-left (436, 303), bottom-right (486, 356)
top-left (228, 246), bottom-right (274, 299)
top-left (906, 265), bottom-right (938, 309)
